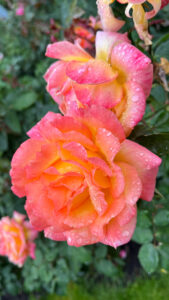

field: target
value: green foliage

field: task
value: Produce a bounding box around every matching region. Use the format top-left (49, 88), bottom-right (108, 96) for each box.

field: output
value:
top-left (138, 244), bottom-right (159, 274)
top-left (35, 275), bottom-right (169, 300)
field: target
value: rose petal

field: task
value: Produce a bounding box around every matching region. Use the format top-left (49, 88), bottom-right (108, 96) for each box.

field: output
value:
top-left (115, 81), bottom-right (146, 136)
top-left (75, 105), bottom-right (125, 142)
top-left (111, 42), bottom-right (153, 97)
top-left (96, 128), bottom-right (121, 165)
top-left (102, 209), bottom-right (137, 248)
top-left (96, 31), bottom-right (130, 61)
top-left (64, 198), bottom-right (97, 228)
top-left (117, 162), bottom-right (142, 205)
top-left (66, 59), bottom-right (118, 84)
top-left (45, 41), bottom-right (92, 61)
top-left (91, 193), bottom-right (126, 238)
top-left (73, 80), bottom-right (123, 109)
top-left (65, 226), bottom-right (99, 247)
top-left (115, 140), bottom-right (162, 201)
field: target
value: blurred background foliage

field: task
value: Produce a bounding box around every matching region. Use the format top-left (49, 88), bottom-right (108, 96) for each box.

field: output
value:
top-left (0, 0), bottom-right (169, 298)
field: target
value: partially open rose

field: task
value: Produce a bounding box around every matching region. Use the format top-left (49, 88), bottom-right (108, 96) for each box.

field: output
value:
top-left (44, 31), bottom-right (153, 136)
top-left (0, 211), bottom-right (38, 267)
top-left (10, 106), bottom-right (161, 248)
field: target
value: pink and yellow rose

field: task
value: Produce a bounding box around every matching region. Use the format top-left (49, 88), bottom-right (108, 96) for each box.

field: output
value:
top-left (10, 107), bottom-right (161, 247)
top-left (44, 31), bottom-right (153, 136)
top-left (0, 211), bottom-right (38, 267)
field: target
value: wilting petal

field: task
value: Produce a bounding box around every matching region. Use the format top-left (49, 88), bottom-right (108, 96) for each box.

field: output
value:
top-left (115, 140), bottom-right (162, 201)
top-left (146, 0), bottom-right (161, 19)
top-left (66, 59), bottom-right (118, 84)
top-left (45, 41), bottom-right (92, 61)
top-left (132, 5), bottom-right (152, 45)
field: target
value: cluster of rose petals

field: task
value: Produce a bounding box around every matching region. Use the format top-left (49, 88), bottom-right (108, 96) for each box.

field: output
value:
top-left (10, 107), bottom-right (161, 248)
top-left (0, 211), bottom-right (38, 267)
top-left (44, 31), bottom-right (153, 136)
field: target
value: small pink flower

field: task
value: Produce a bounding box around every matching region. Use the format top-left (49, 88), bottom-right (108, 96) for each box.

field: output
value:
top-left (0, 211), bottom-right (38, 267)
top-left (119, 249), bottom-right (127, 259)
top-left (16, 3), bottom-right (24, 16)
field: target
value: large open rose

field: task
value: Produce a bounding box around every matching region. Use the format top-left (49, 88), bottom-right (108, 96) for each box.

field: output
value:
top-left (44, 31), bottom-right (153, 136)
top-left (10, 106), bottom-right (161, 247)
top-left (0, 211), bottom-right (38, 267)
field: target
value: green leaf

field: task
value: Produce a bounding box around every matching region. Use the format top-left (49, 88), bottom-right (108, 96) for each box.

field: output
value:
top-left (11, 91), bottom-right (37, 111)
top-left (135, 133), bottom-right (169, 156)
top-left (132, 227), bottom-right (153, 244)
top-left (151, 84), bottom-right (166, 103)
top-left (158, 245), bottom-right (169, 271)
top-left (61, 0), bottom-right (78, 28)
top-left (68, 246), bottom-right (92, 265)
top-left (95, 244), bottom-right (108, 259)
top-left (155, 39), bottom-right (169, 61)
top-left (95, 259), bottom-right (118, 278)
top-left (138, 244), bottom-right (159, 274)
top-left (154, 210), bottom-right (169, 226)
top-left (137, 211), bottom-right (151, 228)
top-left (5, 111), bottom-right (21, 134)
top-left (0, 131), bottom-right (8, 152)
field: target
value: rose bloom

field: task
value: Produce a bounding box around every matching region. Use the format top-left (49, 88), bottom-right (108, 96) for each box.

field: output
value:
top-left (0, 211), bottom-right (38, 267)
top-left (10, 106), bottom-right (161, 247)
top-left (44, 31), bottom-right (153, 136)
